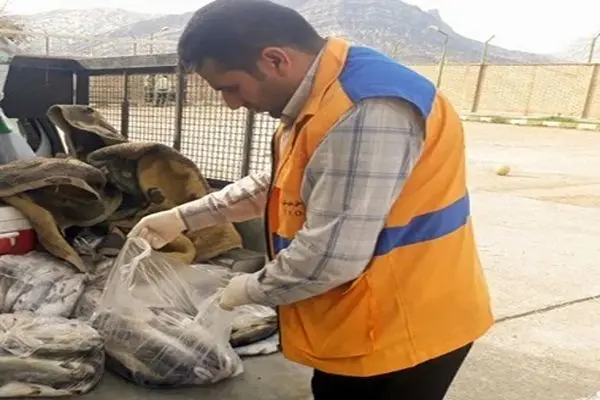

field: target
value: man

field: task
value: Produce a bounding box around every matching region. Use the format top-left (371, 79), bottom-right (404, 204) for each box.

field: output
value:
top-left (128, 0), bottom-right (494, 398)
top-left (155, 74), bottom-right (170, 106)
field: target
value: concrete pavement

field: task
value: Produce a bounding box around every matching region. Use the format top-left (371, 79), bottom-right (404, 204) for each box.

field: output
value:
top-left (82, 296), bottom-right (600, 400)
top-left (81, 191), bottom-right (600, 399)
top-left (82, 123), bottom-right (600, 399)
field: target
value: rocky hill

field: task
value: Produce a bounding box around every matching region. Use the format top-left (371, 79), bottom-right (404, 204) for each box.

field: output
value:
top-left (11, 2), bottom-right (557, 63)
top-left (12, 9), bottom-right (160, 57)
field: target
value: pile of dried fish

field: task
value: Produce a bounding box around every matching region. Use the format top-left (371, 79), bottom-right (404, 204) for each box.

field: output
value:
top-left (0, 252), bottom-right (86, 318)
top-left (90, 237), bottom-right (244, 387)
top-left (0, 312), bottom-right (105, 398)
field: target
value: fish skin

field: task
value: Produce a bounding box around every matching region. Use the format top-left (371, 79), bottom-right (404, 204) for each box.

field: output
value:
top-left (230, 315), bottom-right (278, 348)
top-left (35, 275), bottom-right (87, 318)
top-left (0, 356), bottom-right (94, 383)
top-left (12, 282), bottom-right (53, 313)
top-left (0, 272), bottom-right (13, 313)
top-left (0, 382), bottom-right (46, 398)
top-left (3, 280), bottom-right (31, 313)
top-left (234, 333), bottom-right (280, 357)
top-left (0, 252), bottom-right (86, 317)
top-left (0, 314), bottom-right (104, 355)
top-left (72, 288), bottom-right (102, 321)
top-left (229, 304), bottom-right (278, 348)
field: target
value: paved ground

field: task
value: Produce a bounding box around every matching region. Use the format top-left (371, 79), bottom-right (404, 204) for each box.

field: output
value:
top-left (80, 121), bottom-right (600, 399)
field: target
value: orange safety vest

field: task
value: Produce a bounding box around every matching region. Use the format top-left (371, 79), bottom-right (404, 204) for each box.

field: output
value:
top-left (264, 37), bottom-right (494, 377)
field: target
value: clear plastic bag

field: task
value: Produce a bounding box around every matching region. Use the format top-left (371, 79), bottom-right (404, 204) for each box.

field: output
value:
top-left (89, 237), bottom-right (244, 388)
top-left (0, 312), bottom-right (105, 398)
top-left (0, 252), bottom-right (87, 318)
top-left (73, 257), bottom-right (116, 321)
top-left (181, 264), bottom-right (278, 349)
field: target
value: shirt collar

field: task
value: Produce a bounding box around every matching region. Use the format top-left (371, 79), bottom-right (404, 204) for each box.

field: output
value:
top-left (280, 47), bottom-right (325, 127)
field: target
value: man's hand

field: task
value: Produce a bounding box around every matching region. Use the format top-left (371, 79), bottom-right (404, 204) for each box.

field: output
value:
top-left (128, 208), bottom-right (187, 249)
top-left (219, 274), bottom-right (253, 310)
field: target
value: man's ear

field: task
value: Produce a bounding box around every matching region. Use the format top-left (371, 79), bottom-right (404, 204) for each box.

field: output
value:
top-left (259, 47), bottom-right (291, 76)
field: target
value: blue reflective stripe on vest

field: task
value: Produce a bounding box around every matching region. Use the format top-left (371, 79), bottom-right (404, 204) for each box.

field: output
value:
top-left (273, 194), bottom-right (469, 256)
top-left (272, 233), bottom-right (292, 254)
top-left (339, 46), bottom-right (437, 118)
top-left (373, 194), bottom-right (471, 257)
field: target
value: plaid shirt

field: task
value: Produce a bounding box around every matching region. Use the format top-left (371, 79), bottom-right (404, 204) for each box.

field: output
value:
top-left (178, 52), bottom-right (425, 307)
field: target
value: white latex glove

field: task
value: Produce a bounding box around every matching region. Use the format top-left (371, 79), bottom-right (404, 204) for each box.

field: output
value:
top-left (127, 208), bottom-right (187, 249)
top-left (219, 274), bottom-right (253, 311)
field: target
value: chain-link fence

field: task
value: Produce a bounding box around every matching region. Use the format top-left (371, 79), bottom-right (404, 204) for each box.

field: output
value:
top-left (88, 65), bottom-right (278, 182)
top-left (85, 56), bottom-right (600, 183)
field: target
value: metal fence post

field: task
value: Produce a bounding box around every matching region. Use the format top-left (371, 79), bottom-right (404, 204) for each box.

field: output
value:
top-left (523, 66), bottom-right (538, 117)
top-left (582, 63), bottom-right (599, 119)
top-left (241, 110), bottom-right (255, 178)
top-left (74, 72), bottom-right (90, 105)
top-left (120, 71), bottom-right (130, 139)
top-left (470, 63), bottom-right (488, 113)
top-left (173, 62), bottom-right (185, 151)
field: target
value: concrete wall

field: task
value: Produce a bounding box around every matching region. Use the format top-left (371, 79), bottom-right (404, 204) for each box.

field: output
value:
top-left (89, 63), bottom-right (600, 119)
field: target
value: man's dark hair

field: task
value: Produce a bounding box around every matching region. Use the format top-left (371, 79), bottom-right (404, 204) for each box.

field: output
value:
top-left (178, 0), bottom-right (324, 73)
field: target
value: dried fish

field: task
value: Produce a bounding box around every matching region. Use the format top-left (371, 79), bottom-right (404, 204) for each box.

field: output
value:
top-left (72, 228), bottom-right (105, 262)
top-left (234, 333), bottom-right (280, 357)
top-left (73, 287), bottom-right (102, 321)
top-left (0, 313), bottom-right (105, 398)
top-left (2, 279), bottom-right (31, 313)
top-left (0, 251), bottom-right (87, 318)
top-left (0, 272), bottom-right (12, 312)
top-left (34, 275), bottom-right (87, 317)
top-left (230, 305), bottom-right (278, 348)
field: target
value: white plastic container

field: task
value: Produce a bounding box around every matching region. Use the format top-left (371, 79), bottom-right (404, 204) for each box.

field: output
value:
top-left (0, 108), bottom-right (35, 165)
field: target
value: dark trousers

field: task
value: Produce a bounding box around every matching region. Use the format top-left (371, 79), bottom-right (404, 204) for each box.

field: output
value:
top-left (311, 343), bottom-right (473, 400)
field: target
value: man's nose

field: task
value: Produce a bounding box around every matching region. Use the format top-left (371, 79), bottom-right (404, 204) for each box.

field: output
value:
top-left (221, 92), bottom-right (243, 110)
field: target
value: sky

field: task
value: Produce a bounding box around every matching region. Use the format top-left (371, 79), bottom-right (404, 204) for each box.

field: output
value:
top-left (4, 0), bottom-right (600, 54)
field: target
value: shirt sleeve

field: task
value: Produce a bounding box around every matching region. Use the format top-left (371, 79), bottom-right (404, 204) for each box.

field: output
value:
top-left (177, 170), bottom-right (271, 232)
top-left (245, 97), bottom-right (426, 307)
